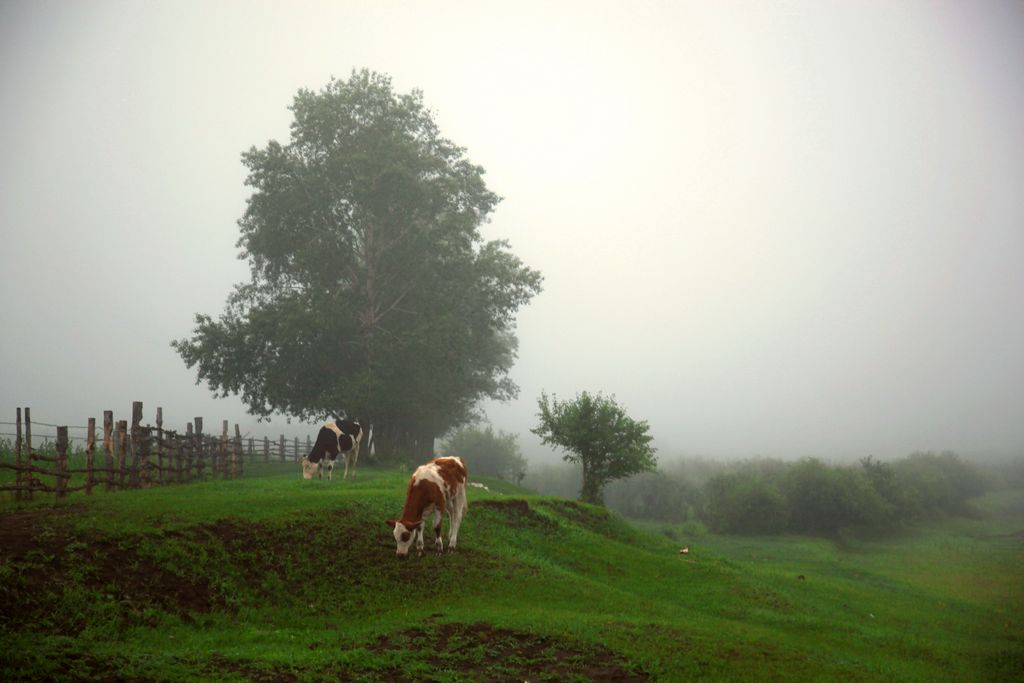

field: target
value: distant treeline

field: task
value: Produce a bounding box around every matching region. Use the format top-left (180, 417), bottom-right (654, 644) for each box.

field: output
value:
top-left (524, 451), bottom-right (1024, 535)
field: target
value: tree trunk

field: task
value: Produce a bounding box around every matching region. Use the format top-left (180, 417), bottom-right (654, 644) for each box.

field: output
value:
top-left (373, 423), bottom-right (401, 464)
top-left (414, 429), bottom-right (435, 463)
top-left (579, 457), bottom-right (604, 505)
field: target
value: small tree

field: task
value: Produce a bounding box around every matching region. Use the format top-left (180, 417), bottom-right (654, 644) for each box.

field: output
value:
top-left (532, 391), bottom-right (656, 504)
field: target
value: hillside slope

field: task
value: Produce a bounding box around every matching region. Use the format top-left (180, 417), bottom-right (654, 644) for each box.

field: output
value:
top-left (1, 465), bottom-right (1021, 681)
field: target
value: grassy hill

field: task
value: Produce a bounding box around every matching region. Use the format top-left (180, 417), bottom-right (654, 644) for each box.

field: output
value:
top-left (1, 463), bottom-right (1021, 681)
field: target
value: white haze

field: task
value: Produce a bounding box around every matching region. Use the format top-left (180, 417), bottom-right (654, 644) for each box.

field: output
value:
top-left (2, 1), bottom-right (1022, 463)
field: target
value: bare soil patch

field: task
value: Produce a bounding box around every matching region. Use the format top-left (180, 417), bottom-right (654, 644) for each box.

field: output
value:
top-left (367, 621), bottom-right (649, 682)
top-left (0, 509), bottom-right (227, 630)
top-left (0, 506), bottom-right (80, 557)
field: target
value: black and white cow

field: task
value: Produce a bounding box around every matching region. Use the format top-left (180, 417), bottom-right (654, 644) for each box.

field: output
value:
top-left (301, 419), bottom-right (363, 481)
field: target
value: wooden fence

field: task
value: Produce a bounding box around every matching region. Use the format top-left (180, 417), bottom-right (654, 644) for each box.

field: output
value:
top-left (0, 402), bottom-right (315, 502)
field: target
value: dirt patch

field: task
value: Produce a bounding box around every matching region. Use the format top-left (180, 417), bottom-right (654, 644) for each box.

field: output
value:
top-left (0, 506), bottom-right (80, 559)
top-left (474, 499), bottom-right (557, 529)
top-left (367, 621), bottom-right (649, 682)
top-left (203, 654), bottom-right (302, 683)
top-left (197, 620), bottom-right (649, 682)
top-left (88, 536), bottom-right (225, 618)
top-left (0, 510), bottom-right (227, 632)
top-left (0, 506), bottom-right (483, 635)
top-left (0, 649), bottom-right (136, 683)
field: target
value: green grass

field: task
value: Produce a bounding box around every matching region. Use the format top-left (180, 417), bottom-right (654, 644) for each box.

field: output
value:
top-left (1, 463), bottom-right (1021, 681)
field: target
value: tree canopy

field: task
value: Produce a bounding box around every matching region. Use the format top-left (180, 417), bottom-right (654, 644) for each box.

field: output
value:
top-left (532, 391), bottom-right (657, 504)
top-left (173, 70), bottom-right (542, 460)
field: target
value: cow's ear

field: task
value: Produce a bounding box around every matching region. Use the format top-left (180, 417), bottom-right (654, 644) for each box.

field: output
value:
top-left (385, 520), bottom-right (397, 529)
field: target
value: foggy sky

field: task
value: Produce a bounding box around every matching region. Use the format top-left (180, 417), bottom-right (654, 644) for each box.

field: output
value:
top-left (2, 0), bottom-right (1022, 462)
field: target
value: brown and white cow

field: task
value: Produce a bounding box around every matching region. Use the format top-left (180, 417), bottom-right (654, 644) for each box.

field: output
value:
top-left (386, 456), bottom-right (468, 557)
top-left (301, 419), bottom-right (363, 480)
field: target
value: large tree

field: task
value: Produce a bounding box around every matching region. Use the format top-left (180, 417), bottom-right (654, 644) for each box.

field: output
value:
top-left (532, 391), bottom-right (657, 504)
top-left (173, 70), bottom-right (542, 460)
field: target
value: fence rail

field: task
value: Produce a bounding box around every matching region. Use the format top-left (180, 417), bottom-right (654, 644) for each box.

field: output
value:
top-left (2, 403), bottom-right (314, 502)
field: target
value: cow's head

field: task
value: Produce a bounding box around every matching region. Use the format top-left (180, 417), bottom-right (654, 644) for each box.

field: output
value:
top-left (301, 457), bottom-right (319, 480)
top-left (386, 519), bottom-right (421, 556)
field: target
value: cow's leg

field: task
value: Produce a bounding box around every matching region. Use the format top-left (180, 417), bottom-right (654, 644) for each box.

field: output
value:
top-left (327, 458), bottom-right (335, 481)
top-left (433, 506), bottom-right (444, 554)
top-left (348, 443), bottom-right (359, 479)
top-left (343, 446), bottom-right (358, 480)
top-left (448, 486), bottom-right (468, 551)
top-left (415, 525), bottom-right (425, 557)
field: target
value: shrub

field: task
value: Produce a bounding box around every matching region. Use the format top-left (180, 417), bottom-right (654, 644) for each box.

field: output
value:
top-left (860, 456), bottom-right (917, 521)
top-left (892, 451), bottom-right (985, 515)
top-left (441, 424), bottom-right (527, 482)
top-left (986, 456), bottom-right (1024, 490)
top-left (780, 458), bottom-right (888, 534)
top-left (521, 463), bottom-right (582, 499)
top-left (702, 472), bottom-right (788, 534)
top-left (604, 471), bottom-right (695, 522)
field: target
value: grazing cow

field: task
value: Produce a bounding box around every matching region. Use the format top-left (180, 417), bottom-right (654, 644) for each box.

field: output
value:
top-left (335, 419), bottom-right (364, 479)
top-left (386, 456), bottom-right (468, 557)
top-left (301, 419), bottom-right (363, 480)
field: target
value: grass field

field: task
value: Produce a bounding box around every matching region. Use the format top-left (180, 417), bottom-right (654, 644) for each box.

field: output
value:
top-left (1, 462), bottom-right (1021, 681)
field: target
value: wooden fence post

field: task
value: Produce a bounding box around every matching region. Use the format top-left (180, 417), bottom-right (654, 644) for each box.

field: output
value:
top-left (279, 435), bottom-right (285, 463)
top-left (186, 422), bottom-right (195, 482)
top-left (221, 420), bottom-right (229, 479)
top-left (248, 437), bottom-right (254, 464)
top-left (86, 417), bottom-right (96, 496)
top-left (24, 407), bottom-right (33, 501)
top-left (306, 434), bottom-right (312, 456)
top-left (103, 411), bottom-right (113, 491)
top-left (194, 417), bottom-right (204, 479)
top-left (156, 408), bottom-right (164, 484)
top-left (116, 420), bottom-right (128, 489)
top-left (15, 408), bottom-right (23, 501)
top-left (233, 424), bottom-right (243, 477)
top-left (294, 437), bottom-right (299, 463)
top-left (263, 437), bottom-right (269, 463)
top-left (55, 426), bottom-right (69, 498)
top-left (140, 426), bottom-right (152, 488)
top-left (180, 428), bottom-right (186, 483)
top-left (172, 430), bottom-right (182, 483)
top-left (129, 401), bottom-right (143, 488)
